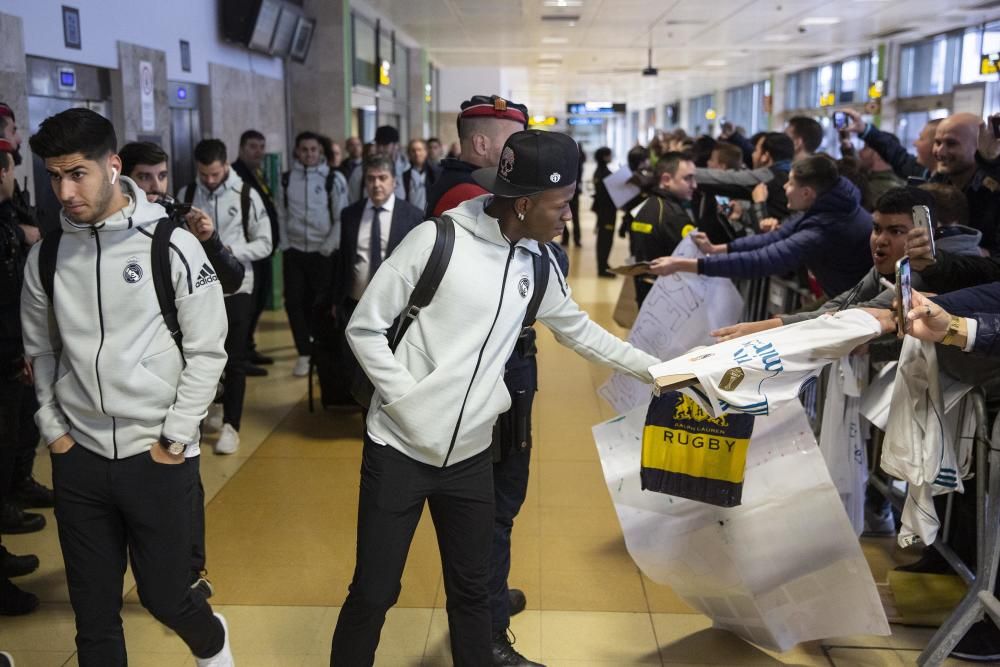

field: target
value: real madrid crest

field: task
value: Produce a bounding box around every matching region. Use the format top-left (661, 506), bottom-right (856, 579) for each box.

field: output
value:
top-left (517, 275), bottom-right (530, 298)
top-left (123, 257), bottom-right (143, 284)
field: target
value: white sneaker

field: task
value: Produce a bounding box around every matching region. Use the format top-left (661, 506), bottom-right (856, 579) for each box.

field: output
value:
top-left (292, 355), bottom-right (311, 377)
top-left (0, 650), bottom-right (15, 667)
top-left (195, 612), bottom-right (233, 666)
top-left (215, 424), bottom-right (240, 455)
top-left (204, 404), bottom-right (223, 432)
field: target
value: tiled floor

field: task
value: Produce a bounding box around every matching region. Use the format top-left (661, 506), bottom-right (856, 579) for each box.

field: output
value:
top-left (0, 210), bottom-right (964, 665)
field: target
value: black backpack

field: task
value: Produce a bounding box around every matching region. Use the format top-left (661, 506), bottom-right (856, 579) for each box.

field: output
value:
top-left (281, 169), bottom-right (338, 226)
top-left (183, 181), bottom-right (253, 242)
top-left (38, 220), bottom-right (183, 350)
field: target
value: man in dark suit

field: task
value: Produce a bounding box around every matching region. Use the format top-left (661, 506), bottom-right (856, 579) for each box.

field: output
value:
top-left (324, 155), bottom-right (424, 405)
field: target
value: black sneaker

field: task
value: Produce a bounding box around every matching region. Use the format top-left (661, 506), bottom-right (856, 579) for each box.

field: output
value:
top-left (951, 617), bottom-right (1000, 662)
top-left (244, 363), bottom-right (268, 377)
top-left (0, 649), bottom-right (13, 666)
top-left (508, 588), bottom-right (527, 616)
top-left (190, 576), bottom-right (214, 599)
top-left (12, 477), bottom-right (54, 509)
top-left (492, 629), bottom-right (544, 667)
top-left (249, 350), bottom-right (274, 365)
top-left (895, 546), bottom-right (954, 574)
top-left (0, 503), bottom-right (45, 535)
top-left (0, 577), bottom-right (39, 615)
top-left (0, 546), bottom-right (39, 578)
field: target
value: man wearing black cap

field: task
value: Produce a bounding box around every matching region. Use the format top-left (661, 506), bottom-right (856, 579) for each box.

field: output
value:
top-left (348, 125), bottom-right (408, 204)
top-left (331, 129), bottom-right (660, 666)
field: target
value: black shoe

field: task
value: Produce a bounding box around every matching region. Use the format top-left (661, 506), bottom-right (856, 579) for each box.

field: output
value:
top-left (492, 629), bottom-right (544, 666)
top-left (0, 577), bottom-right (39, 615)
top-left (0, 649), bottom-right (13, 667)
top-left (0, 546), bottom-right (39, 578)
top-left (13, 477), bottom-right (54, 509)
top-left (249, 350), bottom-right (274, 365)
top-left (895, 546), bottom-right (953, 574)
top-left (0, 503), bottom-right (45, 535)
top-left (244, 363), bottom-right (268, 377)
top-left (190, 575), bottom-right (214, 599)
top-left (508, 588), bottom-right (526, 616)
top-left (597, 270), bottom-right (616, 279)
top-left (951, 617), bottom-right (1000, 662)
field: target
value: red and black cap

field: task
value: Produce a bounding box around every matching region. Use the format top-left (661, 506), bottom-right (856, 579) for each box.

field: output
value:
top-left (0, 103), bottom-right (13, 122)
top-left (0, 139), bottom-right (15, 154)
top-left (459, 95), bottom-right (528, 129)
top-left (472, 130), bottom-right (579, 198)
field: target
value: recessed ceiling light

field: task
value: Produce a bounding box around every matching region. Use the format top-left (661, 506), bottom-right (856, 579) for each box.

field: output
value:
top-left (800, 16), bottom-right (841, 25)
top-left (704, 59), bottom-right (727, 66)
top-left (763, 33), bottom-right (793, 42)
top-left (543, 0), bottom-right (583, 6)
top-left (542, 36), bottom-right (569, 44)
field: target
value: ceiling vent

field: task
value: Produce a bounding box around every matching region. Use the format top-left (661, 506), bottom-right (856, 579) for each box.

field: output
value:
top-left (541, 14), bottom-right (581, 22)
top-left (871, 26), bottom-right (914, 39)
top-left (963, 0), bottom-right (1000, 9)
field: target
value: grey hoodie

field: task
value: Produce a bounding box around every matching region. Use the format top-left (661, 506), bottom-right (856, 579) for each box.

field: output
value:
top-left (280, 159), bottom-right (345, 256)
top-left (20, 176), bottom-right (229, 459)
top-left (347, 194), bottom-right (659, 467)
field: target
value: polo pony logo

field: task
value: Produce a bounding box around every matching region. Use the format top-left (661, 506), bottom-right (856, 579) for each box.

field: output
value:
top-left (673, 394), bottom-right (728, 427)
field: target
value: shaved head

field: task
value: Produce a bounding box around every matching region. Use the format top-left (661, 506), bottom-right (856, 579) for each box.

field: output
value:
top-left (934, 113), bottom-right (980, 177)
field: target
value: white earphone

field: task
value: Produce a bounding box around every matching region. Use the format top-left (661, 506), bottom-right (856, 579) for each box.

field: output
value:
top-left (110, 167), bottom-right (119, 184)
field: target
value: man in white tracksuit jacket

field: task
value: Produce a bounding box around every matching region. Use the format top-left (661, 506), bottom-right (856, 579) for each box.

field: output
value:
top-left (331, 130), bottom-right (661, 666)
top-left (178, 139), bottom-right (272, 454)
top-left (20, 108), bottom-right (232, 666)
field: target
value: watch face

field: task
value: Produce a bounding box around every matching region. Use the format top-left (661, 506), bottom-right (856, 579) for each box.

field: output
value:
top-left (167, 442), bottom-right (186, 455)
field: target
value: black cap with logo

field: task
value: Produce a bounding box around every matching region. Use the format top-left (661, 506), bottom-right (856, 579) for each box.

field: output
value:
top-left (472, 130), bottom-right (579, 198)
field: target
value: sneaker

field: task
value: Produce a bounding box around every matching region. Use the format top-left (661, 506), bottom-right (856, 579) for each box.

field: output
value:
top-left (249, 350), bottom-right (274, 365)
top-left (895, 546), bottom-right (953, 574)
top-left (492, 629), bottom-right (544, 666)
top-left (509, 588), bottom-right (527, 616)
top-left (0, 503), bottom-right (45, 535)
top-left (293, 355), bottom-right (311, 377)
top-left (0, 546), bottom-right (39, 578)
top-left (191, 575), bottom-right (215, 599)
top-left (12, 477), bottom-right (54, 509)
top-left (0, 650), bottom-right (13, 667)
top-left (196, 613), bottom-right (233, 667)
top-left (204, 404), bottom-right (224, 433)
top-left (861, 510), bottom-right (895, 537)
top-left (243, 363), bottom-right (268, 377)
top-left (214, 425), bottom-right (239, 455)
top-left (951, 617), bottom-right (1000, 662)
top-left (0, 577), bottom-right (39, 615)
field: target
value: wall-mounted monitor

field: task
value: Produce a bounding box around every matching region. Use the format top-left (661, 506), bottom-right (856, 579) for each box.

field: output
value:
top-left (290, 16), bottom-right (315, 63)
top-left (269, 4), bottom-right (299, 57)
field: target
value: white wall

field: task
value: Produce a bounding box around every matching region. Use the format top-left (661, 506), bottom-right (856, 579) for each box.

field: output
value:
top-left (0, 0), bottom-right (283, 83)
top-left (439, 67), bottom-right (503, 112)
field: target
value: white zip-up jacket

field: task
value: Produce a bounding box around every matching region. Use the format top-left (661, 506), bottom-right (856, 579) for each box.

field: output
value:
top-left (178, 169), bottom-right (272, 295)
top-left (347, 194), bottom-right (660, 467)
top-left (20, 176), bottom-right (229, 460)
top-left (280, 159), bottom-right (344, 256)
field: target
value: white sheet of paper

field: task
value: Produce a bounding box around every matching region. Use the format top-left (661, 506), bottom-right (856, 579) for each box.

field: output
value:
top-left (592, 401), bottom-right (890, 652)
top-left (599, 236), bottom-right (743, 413)
top-left (602, 165), bottom-right (642, 209)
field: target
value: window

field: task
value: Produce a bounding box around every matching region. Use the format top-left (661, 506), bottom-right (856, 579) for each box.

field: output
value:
top-left (839, 58), bottom-right (859, 103)
top-left (899, 32), bottom-right (963, 97)
top-left (352, 14), bottom-right (377, 89)
top-left (724, 81), bottom-right (767, 134)
top-left (687, 94), bottom-right (715, 135)
top-left (960, 22), bottom-right (1000, 84)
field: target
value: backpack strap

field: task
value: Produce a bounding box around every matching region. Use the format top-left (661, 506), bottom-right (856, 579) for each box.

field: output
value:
top-left (240, 183), bottom-right (252, 243)
top-left (281, 171), bottom-right (290, 209)
top-left (325, 169), bottom-right (336, 225)
top-left (403, 169), bottom-right (412, 201)
top-left (389, 215), bottom-right (455, 351)
top-left (182, 182), bottom-right (196, 206)
top-left (38, 230), bottom-right (63, 304)
top-left (151, 221), bottom-right (182, 350)
top-left (521, 243), bottom-right (550, 335)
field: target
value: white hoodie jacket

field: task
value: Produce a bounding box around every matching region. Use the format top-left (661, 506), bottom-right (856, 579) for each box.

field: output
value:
top-left (178, 169), bottom-right (272, 295)
top-left (20, 176), bottom-right (229, 459)
top-left (280, 159), bottom-right (345, 256)
top-left (347, 194), bottom-right (660, 467)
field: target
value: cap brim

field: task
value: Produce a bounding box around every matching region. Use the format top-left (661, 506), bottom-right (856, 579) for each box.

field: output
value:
top-left (472, 167), bottom-right (547, 197)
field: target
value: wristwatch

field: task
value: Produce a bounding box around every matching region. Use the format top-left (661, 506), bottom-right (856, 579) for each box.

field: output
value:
top-left (940, 315), bottom-right (965, 347)
top-left (159, 437), bottom-right (187, 456)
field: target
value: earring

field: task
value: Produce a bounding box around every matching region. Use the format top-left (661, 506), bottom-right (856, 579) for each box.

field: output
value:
top-left (517, 212), bottom-right (525, 222)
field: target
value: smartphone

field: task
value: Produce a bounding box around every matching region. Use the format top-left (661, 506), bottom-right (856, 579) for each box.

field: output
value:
top-left (833, 111), bottom-right (848, 130)
top-left (895, 257), bottom-right (912, 335)
top-left (911, 205), bottom-right (935, 258)
top-left (991, 115), bottom-right (1000, 139)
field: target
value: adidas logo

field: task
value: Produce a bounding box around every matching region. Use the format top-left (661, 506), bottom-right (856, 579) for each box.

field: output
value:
top-left (195, 263), bottom-right (219, 288)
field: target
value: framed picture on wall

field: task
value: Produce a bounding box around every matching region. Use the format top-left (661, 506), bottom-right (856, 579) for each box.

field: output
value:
top-left (62, 6), bottom-right (81, 49)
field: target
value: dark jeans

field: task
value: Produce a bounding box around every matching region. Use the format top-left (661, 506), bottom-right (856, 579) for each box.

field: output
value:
top-left (247, 256), bottom-right (273, 354)
top-left (561, 193), bottom-right (582, 246)
top-left (596, 210), bottom-right (616, 274)
top-left (219, 293), bottom-right (252, 430)
top-left (190, 456), bottom-right (206, 579)
top-left (0, 378), bottom-right (35, 548)
top-left (331, 440), bottom-right (494, 666)
top-left (51, 445), bottom-right (223, 666)
top-left (283, 249), bottom-right (333, 357)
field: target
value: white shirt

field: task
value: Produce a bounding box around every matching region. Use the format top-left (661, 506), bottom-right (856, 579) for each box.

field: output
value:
top-left (351, 195), bottom-right (395, 302)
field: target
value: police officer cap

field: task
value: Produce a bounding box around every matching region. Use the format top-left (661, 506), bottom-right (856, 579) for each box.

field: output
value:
top-left (459, 95), bottom-right (528, 129)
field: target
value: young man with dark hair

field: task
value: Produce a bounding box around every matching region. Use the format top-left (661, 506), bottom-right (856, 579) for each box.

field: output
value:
top-left (630, 151), bottom-right (698, 306)
top-left (232, 129), bottom-right (281, 372)
top-left (178, 139), bottom-right (272, 454)
top-left (785, 115), bottom-right (824, 159)
top-left (22, 107), bottom-right (232, 666)
top-left (651, 155), bottom-right (873, 297)
top-left (347, 126), bottom-right (408, 204)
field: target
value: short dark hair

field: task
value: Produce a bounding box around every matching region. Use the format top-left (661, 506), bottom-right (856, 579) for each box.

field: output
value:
top-left (761, 132), bottom-right (795, 162)
top-left (295, 131), bottom-right (322, 148)
top-left (790, 155), bottom-right (839, 194)
top-left (119, 141), bottom-right (169, 177)
top-left (594, 146), bottom-right (612, 163)
top-left (655, 151), bottom-right (693, 178)
top-left (0, 150), bottom-right (9, 171)
top-left (194, 139), bottom-right (227, 166)
top-left (29, 107), bottom-right (117, 160)
top-left (363, 154), bottom-right (395, 179)
top-left (691, 135), bottom-right (717, 168)
top-left (874, 186), bottom-right (936, 218)
top-left (627, 145), bottom-right (648, 172)
top-left (427, 137), bottom-right (441, 145)
top-left (919, 182), bottom-right (969, 226)
top-left (374, 125), bottom-right (400, 145)
top-left (240, 129), bottom-right (265, 147)
top-left (786, 116), bottom-right (824, 153)
top-left (711, 142), bottom-right (743, 170)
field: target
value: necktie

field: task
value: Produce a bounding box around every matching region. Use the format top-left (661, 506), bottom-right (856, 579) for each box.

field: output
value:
top-left (369, 207), bottom-right (384, 278)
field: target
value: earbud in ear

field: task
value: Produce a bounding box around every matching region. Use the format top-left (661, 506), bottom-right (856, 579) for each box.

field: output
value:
top-left (110, 167), bottom-right (119, 184)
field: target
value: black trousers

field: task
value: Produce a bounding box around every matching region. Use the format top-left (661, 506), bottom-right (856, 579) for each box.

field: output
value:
top-left (220, 293), bottom-right (252, 430)
top-left (595, 210), bottom-right (617, 274)
top-left (247, 256), bottom-right (273, 354)
top-left (283, 249), bottom-right (333, 357)
top-left (0, 377), bottom-right (35, 545)
top-left (331, 440), bottom-right (494, 666)
top-left (561, 193), bottom-right (582, 246)
top-left (190, 456), bottom-right (206, 579)
top-left (51, 445), bottom-right (223, 666)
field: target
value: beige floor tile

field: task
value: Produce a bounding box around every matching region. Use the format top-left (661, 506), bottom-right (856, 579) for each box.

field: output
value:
top-left (642, 577), bottom-right (699, 614)
top-left (540, 567), bottom-right (648, 612)
top-left (536, 461), bottom-right (616, 509)
top-left (116, 654), bottom-right (190, 667)
top-left (212, 604), bottom-right (327, 654)
top-left (540, 610), bottom-right (661, 662)
top-left (827, 647), bottom-right (907, 666)
top-left (424, 608), bottom-right (543, 659)
top-left (0, 603), bottom-right (78, 651)
top-left (1, 652), bottom-right (76, 667)
top-left (884, 624), bottom-right (934, 651)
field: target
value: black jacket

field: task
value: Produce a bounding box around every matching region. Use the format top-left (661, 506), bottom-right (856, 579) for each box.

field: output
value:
top-left (631, 189), bottom-right (692, 263)
top-left (332, 197), bottom-right (425, 305)
top-left (424, 158), bottom-right (488, 218)
top-left (232, 159), bottom-right (279, 257)
top-left (0, 203), bottom-right (28, 367)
